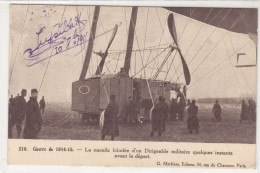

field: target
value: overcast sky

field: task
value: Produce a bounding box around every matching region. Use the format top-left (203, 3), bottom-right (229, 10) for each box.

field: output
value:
top-left (9, 5), bottom-right (257, 102)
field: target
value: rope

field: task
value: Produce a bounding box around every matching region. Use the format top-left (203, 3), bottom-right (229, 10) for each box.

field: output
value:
top-left (239, 68), bottom-right (256, 99)
top-left (178, 9), bottom-right (233, 79)
top-left (221, 30), bottom-right (243, 94)
top-left (187, 40), bottom-right (251, 90)
top-left (228, 31), bottom-right (235, 52)
top-left (151, 8), bottom-right (170, 72)
top-left (76, 6), bottom-right (85, 64)
top-left (131, 47), bottom-right (169, 78)
top-left (39, 6), bottom-right (66, 92)
top-left (143, 8), bottom-right (149, 59)
top-left (152, 48), bottom-right (173, 80)
top-left (46, 113), bottom-right (72, 127)
top-left (114, 53), bottom-right (121, 73)
top-left (133, 24), bottom-right (147, 78)
top-left (9, 5), bottom-right (29, 84)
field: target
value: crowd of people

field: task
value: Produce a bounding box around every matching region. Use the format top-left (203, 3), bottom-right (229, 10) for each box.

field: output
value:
top-left (101, 94), bottom-right (257, 140)
top-left (8, 89), bottom-right (256, 141)
top-left (8, 89), bottom-right (46, 139)
top-left (240, 99), bottom-right (256, 124)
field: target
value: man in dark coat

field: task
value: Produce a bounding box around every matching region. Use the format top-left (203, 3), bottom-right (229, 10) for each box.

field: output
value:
top-left (126, 96), bottom-right (137, 126)
top-left (248, 99), bottom-right (256, 123)
top-left (177, 91), bottom-right (186, 120)
top-left (150, 96), bottom-right (167, 136)
top-left (39, 96), bottom-right (46, 114)
top-left (23, 89), bottom-right (43, 139)
top-left (240, 100), bottom-right (248, 124)
top-left (8, 89), bottom-right (27, 138)
top-left (8, 94), bottom-right (15, 120)
top-left (187, 100), bottom-right (199, 134)
top-left (101, 95), bottom-right (119, 140)
top-left (212, 100), bottom-right (222, 121)
top-left (162, 98), bottom-right (168, 132)
top-left (170, 98), bottom-right (178, 121)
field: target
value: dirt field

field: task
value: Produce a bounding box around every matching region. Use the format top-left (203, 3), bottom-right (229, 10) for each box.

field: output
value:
top-left (10, 102), bottom-right (256, 143)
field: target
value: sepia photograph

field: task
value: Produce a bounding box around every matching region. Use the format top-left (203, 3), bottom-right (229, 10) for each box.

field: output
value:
top-left (7, 3), bottom-right (258, 168)
top-left (8, 4), bottom-right (257, 142)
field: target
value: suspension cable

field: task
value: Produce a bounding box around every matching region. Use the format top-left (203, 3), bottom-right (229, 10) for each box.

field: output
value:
top-left (39, 6), bottom-right (67, 92)
top-left (187, 40), bottom-right (251, 90)
top-left (9, 5), bottom-right (29, 84)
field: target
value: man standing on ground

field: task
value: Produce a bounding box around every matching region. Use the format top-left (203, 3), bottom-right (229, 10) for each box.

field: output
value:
top-left (177, 91), bottom-right (186, 120)
top-left (8, 89), bottom-right (27, 138)
top-left (187, 100), bottom-right (199, 134)
top-left (126, 96), bottom-right (137, 126)
top-left (162, 98), bottom-right (168, 132)
top-left (170, 98), bottom-right (178, 121)
top-left (101, 95), bottom-right (119, 140)
top-left (248, 99), bottom-right (256, 123)
top-left (212, 100), bottom-right (222, 121)
top-left (24, 89), bottom-right (43, 139)
top-left (39, 96), bottom-right (46, 114)
top-left (151, 96), bottom-right (167, 137)
top-left (240, 100), bottom-right (248, 124)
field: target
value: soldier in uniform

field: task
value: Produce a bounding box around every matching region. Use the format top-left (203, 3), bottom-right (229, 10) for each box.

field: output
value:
top-left (126, 96), bottom-right (137, 126)
top-left (177, 91), bottom-right (186, 120)
top-left (150, 96), bottom-right (167, 136)
top-left (212, 100), bottom-right (222, 121)
top-left (8, 89), bottom-right (27, 138)
top-left (248, 99), bottom-right (256, 123)
top-left (8, 95), bottom-right (15, 120)
top-left (187, 100), bottom-right (199, 134)
top-left (101, 95), bottom-right (119, 140)
top-left (240, 100), bottom-right (248, 124)
top-left (162, 98), bottom-right (168, 132)
top-left (39, 96), bottom-right (46, 114)
top-left (170, 98), bottom-right (178, 121)
top-left (23, 89), bottom-right (43, 139)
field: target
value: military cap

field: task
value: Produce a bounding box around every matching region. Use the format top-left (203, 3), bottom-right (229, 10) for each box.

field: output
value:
top-left (21, 89), bottom-right (27, 94)
top-left (31, 88), bottom-right (38, 93)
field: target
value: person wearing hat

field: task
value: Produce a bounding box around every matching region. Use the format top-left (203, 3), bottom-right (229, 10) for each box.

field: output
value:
top-left (8, 89), bottom-right (27, 138)
top-left (169, 98), bottom-right (178, 121)
top-left (177, 91), bottom-right (186, 121)
top-left (212, 100), bottom-right (222, 121)
top-left (126, 96), bottom-right (138, 126)
top-left (23, 89), bottom-right (43, 139)
top-left (150, 96), bottom-right (167, 136)
top-left (240, 100), bottom-right (248, 124)
top-left (187, 100), bottom-right (199, 134)
top-left (39, 96), bottom-right (46, 114)
top-left (101, 95), bottom-right (119, 140)
top-left (248, 99), bottom-right (256, 123)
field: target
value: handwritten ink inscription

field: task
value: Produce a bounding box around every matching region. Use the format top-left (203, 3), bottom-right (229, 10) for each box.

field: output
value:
top-left (23, 12), bottom-right (122, 67)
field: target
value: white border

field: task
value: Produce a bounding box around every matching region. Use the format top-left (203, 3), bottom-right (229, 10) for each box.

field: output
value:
top-left (0, 1), bottom-right (259, 173)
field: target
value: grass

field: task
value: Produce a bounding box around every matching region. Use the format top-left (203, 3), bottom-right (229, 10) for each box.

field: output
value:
top-left (11, 102), bottom-right (256, 143)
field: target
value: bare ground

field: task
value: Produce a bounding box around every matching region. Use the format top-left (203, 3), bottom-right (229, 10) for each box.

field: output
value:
top-left (10, 102), bottom-right (256, 143)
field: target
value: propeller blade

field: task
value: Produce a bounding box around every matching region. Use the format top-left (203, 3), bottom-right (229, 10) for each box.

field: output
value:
top-left (105, 24), bottom-right (118, 53)
top-left (167, 14), bottom-right (178, 46)
top-left (95, 24), bottom-right (118, 75)
top-left (177, 49), bottom-right (191, 85)
top-left (95, 56), bottom-right (106, 75)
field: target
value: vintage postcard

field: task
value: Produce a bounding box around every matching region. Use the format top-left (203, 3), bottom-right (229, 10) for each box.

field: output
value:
top-left (8, 3), bottom-right (257, 169)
